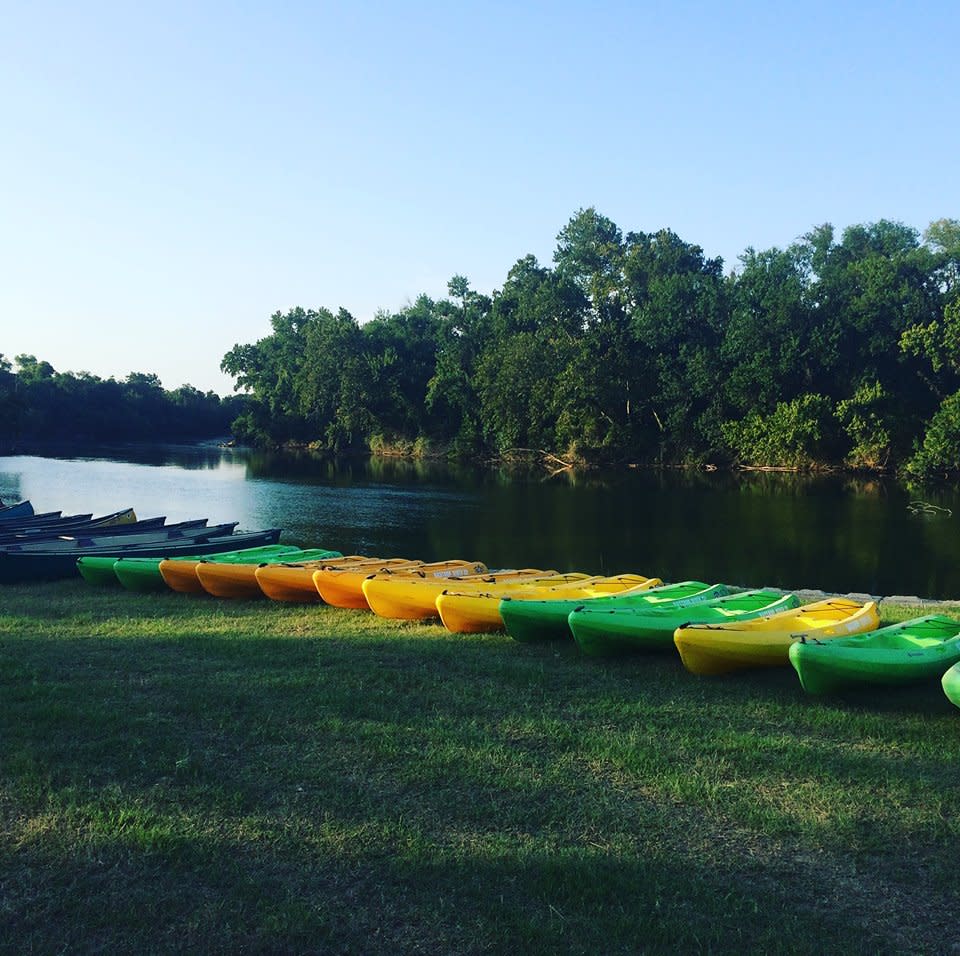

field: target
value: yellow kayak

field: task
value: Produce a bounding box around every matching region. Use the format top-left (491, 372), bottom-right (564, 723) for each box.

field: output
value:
top-left (255, 556), bottom-right (397, 602)
top-left (674, 597), bottom-right (880, 675)
top-left (436, 574), bottom-right (662, 633)
top-left (314, 559), bottom-right (488, 610)
top-left (363, 570), bottom-right (591, 621)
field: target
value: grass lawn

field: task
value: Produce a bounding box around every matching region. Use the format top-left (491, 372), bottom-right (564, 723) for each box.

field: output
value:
top-left (2, 581), bottom-right (959, 954)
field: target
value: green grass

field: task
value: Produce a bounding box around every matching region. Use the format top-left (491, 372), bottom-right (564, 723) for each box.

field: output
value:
top-left (2, 582), bottom-right (959, 954)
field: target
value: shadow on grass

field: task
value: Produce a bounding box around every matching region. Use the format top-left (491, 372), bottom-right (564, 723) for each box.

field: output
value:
top-left (3, 813), bottom-right (922, 955)
top-left (4, 609), bottom-right (960, 954)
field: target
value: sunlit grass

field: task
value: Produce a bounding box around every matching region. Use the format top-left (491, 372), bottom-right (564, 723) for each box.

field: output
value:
top-left (2, 581), bottom-right (959, 954)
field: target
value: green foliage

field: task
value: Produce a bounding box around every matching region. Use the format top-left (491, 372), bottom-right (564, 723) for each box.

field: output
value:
top-left (721, 393), bottom-right (836, 468)
top-left (215, 210), bottom-right (960, 471)
top-left (906, 388), bottom-right (960, 477)
top-left (1, 356), bottom-right (239, 444)
top-left (835, 381), bottom-right (892, 469)
top-left (900, 297), bottom-right (960, 378)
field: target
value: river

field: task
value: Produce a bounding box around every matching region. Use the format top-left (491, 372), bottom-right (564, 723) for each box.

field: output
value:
top-left (1, 446), bottom-right (958, 598)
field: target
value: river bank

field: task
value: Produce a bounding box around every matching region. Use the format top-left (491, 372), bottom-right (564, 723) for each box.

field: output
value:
top-left (3, 580), bottom-right (959, 954)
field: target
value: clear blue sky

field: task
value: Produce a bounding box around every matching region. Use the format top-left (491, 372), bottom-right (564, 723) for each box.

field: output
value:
top-left (2, 0), bottom-right (957, 395)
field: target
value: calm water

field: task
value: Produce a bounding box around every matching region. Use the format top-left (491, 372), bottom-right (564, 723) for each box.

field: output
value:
top-left (2, 446), bottom-right (959, 598)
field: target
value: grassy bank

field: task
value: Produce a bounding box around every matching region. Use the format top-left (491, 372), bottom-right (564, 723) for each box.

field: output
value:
top-left (2, 582), bottom-right (959, 954)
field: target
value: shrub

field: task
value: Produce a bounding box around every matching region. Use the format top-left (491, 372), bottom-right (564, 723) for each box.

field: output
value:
top-left (906, 389), bottom-right (960, 477)
top-left (721, 393), bottom-right (835, 468)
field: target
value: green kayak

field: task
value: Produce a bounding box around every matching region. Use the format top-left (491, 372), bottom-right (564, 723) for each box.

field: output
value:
top-left (568, 588), bottom-right (799, 657)
top-left (500, 581), bottom-right (730, 643)
top-left (943, 662), bottom-right (960, 710)
top-left (110, 545), bottom-right (302, 592)
top-left (788, 614), bottom-right (960, 696)
top-left (77, 555), bottom-right (128, 587)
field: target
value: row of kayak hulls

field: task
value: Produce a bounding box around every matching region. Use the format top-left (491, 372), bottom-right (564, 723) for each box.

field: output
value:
top-left (438, 583), bottom-right (960, 699)
top-left (73, 542), bottom-right (960, 705)
top-left (80, 544), bottom-right (658, 616)
top-left (80, 552), bottom-right (490, 599)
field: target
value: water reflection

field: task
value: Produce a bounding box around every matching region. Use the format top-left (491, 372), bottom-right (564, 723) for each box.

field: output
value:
top-left (2, 446), bottom-right (959, 598)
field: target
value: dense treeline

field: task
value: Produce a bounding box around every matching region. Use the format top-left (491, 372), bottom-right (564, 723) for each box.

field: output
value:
top-left (0, 356), bottom-right (247, 445)
top-left (221, 210), bottom-right (960, 476)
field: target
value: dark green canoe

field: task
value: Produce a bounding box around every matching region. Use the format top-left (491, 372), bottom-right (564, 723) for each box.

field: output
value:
top-left (567, 588), bottom-right (799, 657)
top-left (788, 614), bottom-right (960, 695)
top-left (500, 581), bottom-right (730, 643)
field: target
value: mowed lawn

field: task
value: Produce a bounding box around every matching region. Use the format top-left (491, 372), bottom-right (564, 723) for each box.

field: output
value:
top-left (2, 581), bottom-right (959, 954)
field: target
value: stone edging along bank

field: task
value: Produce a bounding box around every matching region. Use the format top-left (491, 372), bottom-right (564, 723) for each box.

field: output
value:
top-left (778, 588), bottom-right (960, 610)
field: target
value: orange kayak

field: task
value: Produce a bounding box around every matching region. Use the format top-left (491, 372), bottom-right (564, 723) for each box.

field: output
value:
top-left (194, 551), bottom-right (355, 599)
top-left (255, 556), bottom-right (402, 602)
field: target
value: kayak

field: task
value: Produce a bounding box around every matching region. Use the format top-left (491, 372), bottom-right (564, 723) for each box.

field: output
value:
top-left (435, 574), bottom-right (661, 634)
top-left (788, 614), bottom-right (960, 695)
top-left (78, 543), bottom-right (299, 589)
top-left (77, 555), bottom-right (130, 587)
top-left (112, 545), bottom-right (303, 593)
top-left (192, 547), bottom-right (344, 598)
top-left (675, 598), bottom-right (880, 676)
top-left (315, 560), bottom-right (488, 610)
top-left (943, 662), bottom-right (960, 710)
top-left (363, 570), bottom-right (591, 621)
top-left (255, 556), bottom-right (397, 602)
top-left (500, 581), bottom-right (731, 643)
top-left (568, 589), bottom-right (799, 657)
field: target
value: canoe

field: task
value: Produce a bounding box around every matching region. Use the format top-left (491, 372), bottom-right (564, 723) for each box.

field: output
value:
top-left (788, 614), bottom-right (960, 695)
top-left (314, 560), bottom-right (488, 610)
top-left (500, 581), bottom-right (731, 643)
top-left (1, 512), bottom-right (159, 544)
top-left (255, 556), bottom-right (395, 602)
top-left (0, 507), bottom-right (138, 533)
top-left (0, 511), bottom-right (74, 534)
top-left (0, 500), bottom-right (34, 520)
top-left (191, 547), bottom-right (345, 598)
top-left (435, 574), bottom-right (661, 634)
top-left (0, 510), bottom-right (63, 528)
top-left (943, 662), bottom-right (960, 710)
top-left (0, 528), bottom-right (280, 584)
top-left (363, 570), bottom-right (590, 621)
top-left (674, 598), bottom-right (880, 676)
top-left (568, 589), bottom-right (799, 657)
top-left (111, 544), bottom-right (304, 593)
top-left (1, 519), bottom-right (218, 552)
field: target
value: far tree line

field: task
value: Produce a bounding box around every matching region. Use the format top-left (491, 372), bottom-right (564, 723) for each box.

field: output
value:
top-left (0, 357), bottom-right (247, 444)
top-left (220, 209), bottom-right (960, 477)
